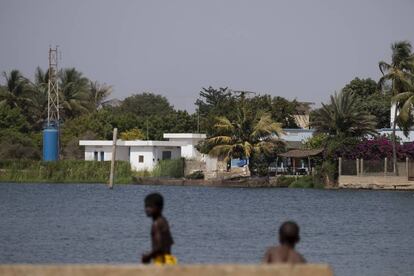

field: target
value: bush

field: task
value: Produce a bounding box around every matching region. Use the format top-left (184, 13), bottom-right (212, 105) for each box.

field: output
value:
top-left (185, 170), bottom-right (204, 179)
top-left (287, 175), bottom-right (325, 188)
top-left (152, 158), bottom-right (184, 178)
top-left (277, 175), bottom-right (296, 187)
top-left (289, 175), bottom-right (314, 188)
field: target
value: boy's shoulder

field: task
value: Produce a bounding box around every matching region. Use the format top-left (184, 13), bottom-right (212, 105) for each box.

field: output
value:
top-left (153, 216), bottom-right (169, 229)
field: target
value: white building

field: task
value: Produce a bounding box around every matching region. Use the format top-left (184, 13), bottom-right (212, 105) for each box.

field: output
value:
top-left (79, 133), bottom-right (206, 171)
top-left (280, 128), bottom-right (414, 145)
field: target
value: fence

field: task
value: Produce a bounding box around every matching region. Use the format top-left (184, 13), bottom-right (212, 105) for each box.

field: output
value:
top-left (339, 157), bottom-right (410, 177)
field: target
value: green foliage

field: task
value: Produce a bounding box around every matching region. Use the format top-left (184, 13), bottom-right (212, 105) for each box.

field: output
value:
top-left (119, 128), bottom-right (145, 140)
top-left (342, 78), bottom-right (391, 128)
top-left (312, 90), bottom-right (378, 138)
top-left (0, 160), bottom-right (132, 184)
top-left (0, 129), bottom-right (41, 160)
top-left (0, 105), bottom-right (28, 131)
top-left (204, 106), bottom-right (284, 161)
top-left (304, 133), bottom-right (328, 149)
top-left (120, 93), bottom-right (173, 117)
top-left (269, 96), bottom-right (299, 128)
top-left (277, 175), bottom-right (296, 187)
top-left (134, 170), bottom-right (152, 177)
top-left (185, 170), bottom-right (204, 179)
top-left (288, 175), bottom-right (325, 189)
top-left (152, 159), bottom-right (184, 178)
top-left (289, 176), bottom-right (314, 188)
top-left (195, 87), bottom-right (299, 134)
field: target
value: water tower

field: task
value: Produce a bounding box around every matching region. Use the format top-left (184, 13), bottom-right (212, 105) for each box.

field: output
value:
top-left (43, 46), bottom-right (60, 161)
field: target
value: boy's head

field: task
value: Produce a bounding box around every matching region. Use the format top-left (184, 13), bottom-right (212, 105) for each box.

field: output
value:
top-left (145, 193), bottom-right (164, 217)
top-left (279, 221), bottom-right (300, 247)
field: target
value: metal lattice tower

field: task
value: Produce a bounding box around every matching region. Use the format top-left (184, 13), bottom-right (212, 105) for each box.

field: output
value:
top-left (47, 46), bottom-right (60, 126)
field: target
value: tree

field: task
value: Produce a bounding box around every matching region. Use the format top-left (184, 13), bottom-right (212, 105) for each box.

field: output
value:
top-left (0, 70), bottom-right (32, 113)
top-left (88, 81), bottom-right (112, 111)
top-left (379, 41), bottom-right (414, 173)
top-left (119, 128), bottom-right (145, 140)
top-left (195, 86), bottom-right (237, 134)
top-left (270, 96), bottom-right (299, 128)
top-left (203, 103), bottom-right (284, 169)
top-left (59, 68), bottom-right (91, 120)
top-left (28, 67), bottom-right (49, 130)
top-left (312, 90), bottom-right (377, 138)
top-left (120, 92), bottom-right (174, 117)
top-left (342, 77), bottom-right (391, 128)
top-left (0, 105), bottom-right (28, 132)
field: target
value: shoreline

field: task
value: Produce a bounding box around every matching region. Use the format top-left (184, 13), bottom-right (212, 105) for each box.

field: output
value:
top-left (1, 177), bottom-right (414, 190)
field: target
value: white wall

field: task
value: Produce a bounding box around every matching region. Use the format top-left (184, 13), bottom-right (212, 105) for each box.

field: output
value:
top-left (280, 129), bottom-right (315, 142)
top-left (167, 137), bottom-right (203, 159)
top-left (84, 146), bottom-right (129, 161)
top-left (378, 129), bottom-right (414, 143)
top-left (129, 146), bottom-right (181, 171)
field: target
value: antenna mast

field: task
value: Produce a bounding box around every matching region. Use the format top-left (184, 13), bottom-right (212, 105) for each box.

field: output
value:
top-left (47, 46), bottom-right (60, 126)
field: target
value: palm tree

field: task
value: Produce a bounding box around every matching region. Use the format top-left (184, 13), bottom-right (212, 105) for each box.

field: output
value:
top-left (379, 41), bottom-right (414, 174)
top-left (28, 67), bottom-right (49, 129)
top-left (59, 68), bottom-right (91, 119)
top-left (0, 70), bottom-right (32, 109)
top-left (312, 90), bottom-right (377, 138)
top-left (205, 105), bottom-right (284, 163)
top-left (88, 81), bottom-right (112, 110)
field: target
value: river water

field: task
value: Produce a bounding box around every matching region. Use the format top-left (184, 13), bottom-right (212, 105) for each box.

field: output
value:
top-left (0, 183), bottom-right (413, 275)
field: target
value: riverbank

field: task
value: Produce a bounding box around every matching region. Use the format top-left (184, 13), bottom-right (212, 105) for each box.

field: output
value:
top-left (133, 175), bottom-right (324, 188)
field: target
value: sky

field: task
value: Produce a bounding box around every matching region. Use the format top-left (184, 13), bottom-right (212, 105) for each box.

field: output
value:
top-left (1, 0), bottom-right (413, 112)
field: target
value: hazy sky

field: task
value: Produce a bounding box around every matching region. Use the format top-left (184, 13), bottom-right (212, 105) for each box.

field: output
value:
top-left (1, 0), bottom-right (413, 112)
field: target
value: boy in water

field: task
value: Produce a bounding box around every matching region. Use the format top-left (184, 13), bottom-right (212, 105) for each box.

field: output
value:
top-left (142, 193), bottom-right (177, 265)
top-left (263, 221), bottom-right (306, 264)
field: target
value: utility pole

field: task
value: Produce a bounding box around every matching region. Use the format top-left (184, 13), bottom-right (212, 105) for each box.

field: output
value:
top-left (108, 128), bottom-right (118, 189)
top-left (197, 109), bottom-right (200, 133)
top-left (146, 119), bottom-right (149, 140)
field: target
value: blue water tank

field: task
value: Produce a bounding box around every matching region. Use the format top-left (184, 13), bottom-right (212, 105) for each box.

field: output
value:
top-left (43, 127), bottom-right (59, 161)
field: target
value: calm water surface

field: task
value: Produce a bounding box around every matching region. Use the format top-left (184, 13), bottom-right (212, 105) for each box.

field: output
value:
top-left (0, 183), bottom-right (413, 276)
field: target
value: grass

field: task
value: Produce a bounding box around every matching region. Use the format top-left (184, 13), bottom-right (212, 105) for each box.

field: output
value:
top-left (0, 160), bottom-right (133, 184)
top-left (152, 158), bottom-right (184, 178)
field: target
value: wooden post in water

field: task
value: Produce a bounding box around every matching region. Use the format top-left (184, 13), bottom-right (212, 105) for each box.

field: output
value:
top-left (109, 128), bottom-right (118, 189)
top-left (384, 157), bottom-right (387, 176)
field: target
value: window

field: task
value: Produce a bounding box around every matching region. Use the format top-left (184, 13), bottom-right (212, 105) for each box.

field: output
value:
top-left (139, 155), bottom-right (144, 163)
top-left (162, 151), bottom-right (172, 160)
top-left (94, 151), bottom-right (98, 161)
top-left (100, 151), bottom-right (104, 161)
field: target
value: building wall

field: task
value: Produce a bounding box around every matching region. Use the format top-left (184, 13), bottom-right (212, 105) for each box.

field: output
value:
top-left (280, 128), bottom-right (414, 144)
top-left (167, 137), bottom-right (203, 160)
top-left (280, 129), bottom-right (315, 142)
top-left (84, 146), bottom-right (129, 161)
top-left (129, 146), bottom-right (181, 171)
top-left (378, 129), bottom-right (414, 143)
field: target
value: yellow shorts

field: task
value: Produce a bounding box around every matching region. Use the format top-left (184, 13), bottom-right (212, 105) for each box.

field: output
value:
top-left (153, 254), bottom-right (178, 265)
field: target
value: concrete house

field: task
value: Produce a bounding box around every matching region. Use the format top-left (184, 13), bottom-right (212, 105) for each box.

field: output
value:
top-left (79, 133), bottom-right (206, 171)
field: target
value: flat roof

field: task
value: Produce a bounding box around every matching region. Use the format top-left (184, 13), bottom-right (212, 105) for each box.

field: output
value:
top-left (79, 140), bottom-right (185, 147)
top-left (163, 133), bottom-right (207, 139)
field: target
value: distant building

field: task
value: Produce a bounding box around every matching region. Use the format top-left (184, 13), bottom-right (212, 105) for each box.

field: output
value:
top-left (79, 133), bottom-right (206, 171)
top-left (293, 102), bottom-right (314, 129)
top-left (280, 128), bottom-right (414, 150)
